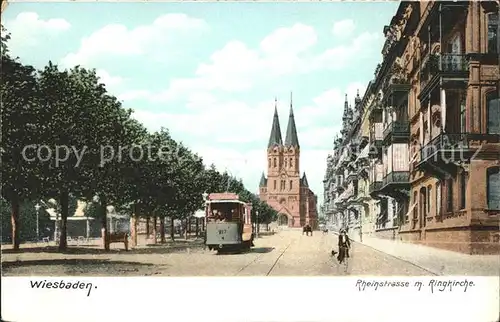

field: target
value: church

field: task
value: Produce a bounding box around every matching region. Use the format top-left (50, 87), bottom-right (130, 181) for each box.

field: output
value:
top-left (259, 96), bottom-right (318, 229)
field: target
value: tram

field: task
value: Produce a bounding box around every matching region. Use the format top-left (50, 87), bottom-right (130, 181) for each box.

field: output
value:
top-left (204, 193), bottom-right (254, 253)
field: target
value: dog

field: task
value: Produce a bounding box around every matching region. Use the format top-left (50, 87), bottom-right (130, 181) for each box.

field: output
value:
top-left (322, 228), bottom-right (329, 235)
top-left (331, 249), bottom-right (337, 256)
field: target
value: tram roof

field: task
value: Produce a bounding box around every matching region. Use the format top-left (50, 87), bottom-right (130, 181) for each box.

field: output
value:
top-left (208, 199), bottom-right (246, 205)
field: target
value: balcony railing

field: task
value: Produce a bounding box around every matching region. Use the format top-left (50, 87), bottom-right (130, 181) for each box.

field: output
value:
top-left (383, 121), bottom-right (410, 142)
top-left (382, 171), bottom-right (410, 187)
top-left (420, 53), bottom-right (469, 90)
top-left (420, 133), bottom-right (500, 161)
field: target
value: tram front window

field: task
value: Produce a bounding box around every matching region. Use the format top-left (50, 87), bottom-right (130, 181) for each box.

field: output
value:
top-left (209, 203), bottom-right (241, 222)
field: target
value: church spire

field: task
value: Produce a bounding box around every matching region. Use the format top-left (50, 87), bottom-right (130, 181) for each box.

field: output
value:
top-left (267, 98), bottom-right (283, 148)
top-left (342, 93), bottom-right (349, 120)
top-left (284, 92), bottom-right (300, 148)
top-left (259, 172), bottom-right (267, 187)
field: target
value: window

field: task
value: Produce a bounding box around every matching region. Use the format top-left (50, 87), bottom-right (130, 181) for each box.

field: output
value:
top-left (460, 93), bottom-right (466, 133)
top-left (487, 93), bottom-right (500, 134)
top-left (446, 178), bottom-right (453, 212)
top-left (460, 170), bottom-right (468, 209)
top-left (420, 187), bottom-right (427, 217)
top-left (290, 158), bottom-right (293, 167)
top-left (488, 13), bottom-right (498, 54)
top-left (284, 159), bottom-right (287, 167)
top-left (436, 181), bottom-right (442, 216)
top-left (273, 180), bottom-right (277, 190)
top-left (353, 180), bottom-right (359, 196)
top-left (273, 158), bottom-right (277, 167)
top-left (487, 167), bottom-right (500, 210)
top-left (268, 158), bottom-right (271, 168)
top-left (427, 185), bottom-right (432, 214)
top-left (289, 180), bottom-right (292, 190)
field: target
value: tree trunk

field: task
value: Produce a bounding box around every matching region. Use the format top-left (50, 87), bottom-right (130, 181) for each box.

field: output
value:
top-left (130, 216), bottom-right (138, 247)
top-left (170, 216), bottom-right (175, 241)
top-left (187, 217), bottom-right (191, 236)
top-left (58, 190), bottom-right (69, 251)
top-left (152, 215), bottom-right (157, 244)
top-left (195, 218), bottom-right (199, 237)
top-left (99, 196), bottom-right (109, 251)
top-left (160, 216), bottom-right (166, 243)
top-left (10, 197), bottom-right (20, 250)
top-left (184, 218), bottom-right (188, 240)
top-left (146, 217), bottom-right (150, 236)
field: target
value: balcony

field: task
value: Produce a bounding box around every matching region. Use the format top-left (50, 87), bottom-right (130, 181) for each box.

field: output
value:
top-left (379, 171), bottom-right (410, 200)
top-left (383, 121), bottom-right (410, 144)
top-left (416, 132), bottom-right (500, 179)
top-left (369, 181), bottom-right (383, 198)
top-left (419, 53), bottom-right (469, 101)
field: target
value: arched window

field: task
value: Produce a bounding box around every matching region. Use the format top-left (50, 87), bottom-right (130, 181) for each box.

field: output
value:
top-left (273, 180), bottom-right (277, 190)
top-left (419, 187), bottom-right (427, 227)
top-left (487, 92), bottom-right (499, 134)
top-left (460, 170), bottom-right (468, 209)
top-left (488, 13), bottom-right (498, 54)
top-left (273, 157), bottom-right (277, 167)
top-left (284, 159), bottom-right (288, 167)
top-left (487, 167), bottom-right (500, 210)
top-left (446, 178), bottom-right (453, 212)
top-left (290, 158), bottom-right (293, 167)
top-left (436, 181), bottom-right (442, 216)
top-left (427, 185), bottom-right (432, 214)
top-left (289, 180), bottom-right (292, 190)
top-left (268, 158), bottom-right (271, 168)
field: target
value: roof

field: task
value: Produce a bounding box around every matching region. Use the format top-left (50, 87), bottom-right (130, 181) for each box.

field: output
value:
top-left (301, 173), bottom-right (309, 187)
top-left (208, 192), bottom-right (239, 200)
top-left (268, 101), bottom-right (283, 148)
top-left (284, 93), bottom-right (299, 147)
top-left (208, 199), bottom-right (247, 205)
top-left (259, 172), bottom-right (267, 187)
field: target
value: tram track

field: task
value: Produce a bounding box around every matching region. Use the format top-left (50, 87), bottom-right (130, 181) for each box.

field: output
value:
top-left (235, 239), bottom-right (295, 276)
top-left (265, 242), bottom-right (293, 276)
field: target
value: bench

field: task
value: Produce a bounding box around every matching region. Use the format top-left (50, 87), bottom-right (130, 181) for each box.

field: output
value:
top-left (107, 232), bottom-right (129, 250)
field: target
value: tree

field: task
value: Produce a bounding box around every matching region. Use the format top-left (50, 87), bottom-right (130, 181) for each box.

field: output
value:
top-left (1, 26), bottom-right (43, 249)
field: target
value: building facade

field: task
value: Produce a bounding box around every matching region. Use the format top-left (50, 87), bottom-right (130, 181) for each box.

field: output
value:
top-left (260, 97), bottom-right (318, 229)
top-left (1, 0), bottom-right (8, 14)
top-left (323, 1), bottom-right (499, 254)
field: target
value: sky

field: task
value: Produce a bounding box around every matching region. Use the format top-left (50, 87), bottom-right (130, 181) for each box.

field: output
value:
top-left (3, 1), bottom-right (399, 207)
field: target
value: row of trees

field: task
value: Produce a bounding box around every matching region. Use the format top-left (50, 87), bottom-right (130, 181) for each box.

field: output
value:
top-left (1, 25), bottom-right (277, 251)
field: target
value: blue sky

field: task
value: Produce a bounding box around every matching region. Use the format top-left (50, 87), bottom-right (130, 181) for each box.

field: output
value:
top-left (3, 2), bottom-right (399, 206)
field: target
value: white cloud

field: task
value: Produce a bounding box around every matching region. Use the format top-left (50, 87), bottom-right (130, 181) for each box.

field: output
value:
top-left (5, 12), bottom-right (71, 49)
top-left (313, 32), bottom-right (380, 71)
top-left (131, 98), bottom-right (275, 144)
top-left (332, 19), bottom-right (356, 38)
top-left (125, 26), bottom-right (379, 105)
top-left (96, 69), bottom-right (125, 89)
top-left (60, 13), bottom-right (208, 68)
top-left (260, 23), bottom-right (317, 55)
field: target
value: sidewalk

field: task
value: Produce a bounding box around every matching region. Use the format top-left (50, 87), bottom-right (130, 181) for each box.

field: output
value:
top-left (342, 233), bottom-right (499, 276)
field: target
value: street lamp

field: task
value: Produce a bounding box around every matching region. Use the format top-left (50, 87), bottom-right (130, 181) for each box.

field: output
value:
top-left (34, 203), bottom-right (41, 241)
top-left (255, 211), bottom-right (259, 239)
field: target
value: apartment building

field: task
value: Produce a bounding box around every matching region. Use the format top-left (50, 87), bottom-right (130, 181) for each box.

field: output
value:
top-left (323, 1), bottom-right (499, 254)
top-left (405, 1), bottom-right (499, 254)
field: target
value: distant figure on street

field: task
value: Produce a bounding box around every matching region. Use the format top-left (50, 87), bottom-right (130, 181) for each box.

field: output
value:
top-left (302, 224), bottom-right (312, 236)
top-left (337, 229), bottom-right (351, 263)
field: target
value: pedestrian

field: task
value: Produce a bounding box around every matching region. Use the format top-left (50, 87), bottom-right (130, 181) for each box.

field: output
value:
top-left (337, 229), bottom-right (351, 263)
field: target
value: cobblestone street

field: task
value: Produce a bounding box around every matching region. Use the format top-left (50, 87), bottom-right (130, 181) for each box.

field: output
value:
top-left (1, 230), bottom-right (463, 276)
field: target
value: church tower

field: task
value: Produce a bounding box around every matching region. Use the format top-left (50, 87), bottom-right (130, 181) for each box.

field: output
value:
top-left (259, 94), bottom-right (318, 229)
top-left (283, 92), bottom-right (301, 196)
top-left (266, 98), bottom-right (283, 193)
